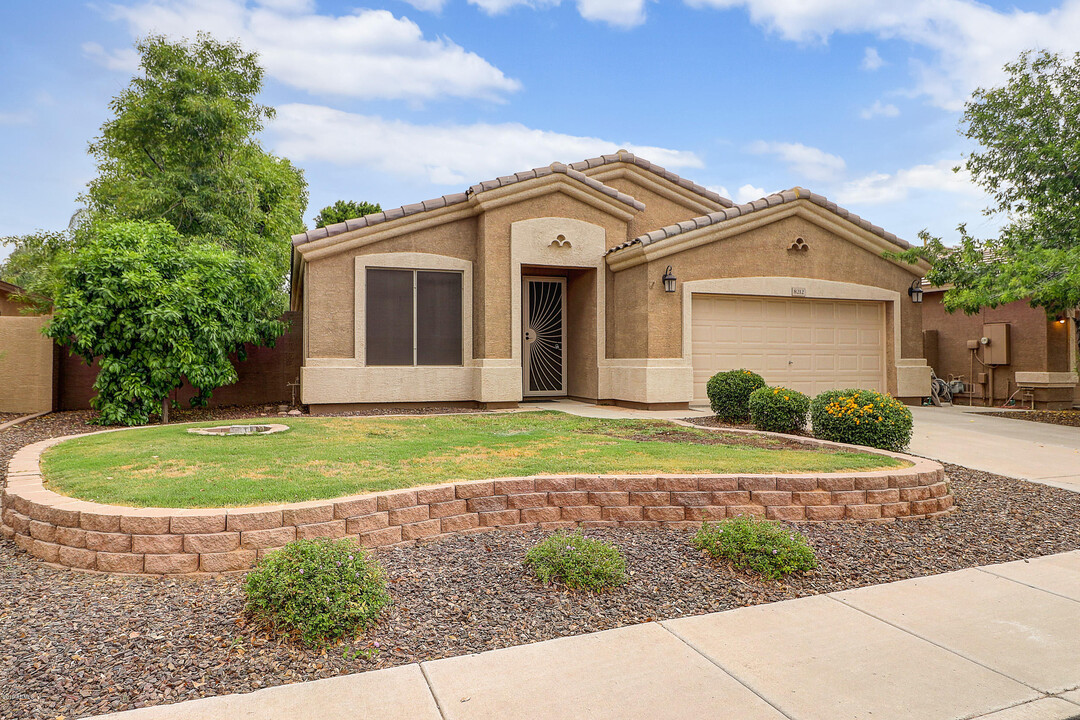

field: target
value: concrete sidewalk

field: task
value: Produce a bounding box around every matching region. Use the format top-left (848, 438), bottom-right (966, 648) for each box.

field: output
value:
top-left (908, 406), bottom-right (1080, 491)
top-left (93, 550), bottom-right (1080, 720)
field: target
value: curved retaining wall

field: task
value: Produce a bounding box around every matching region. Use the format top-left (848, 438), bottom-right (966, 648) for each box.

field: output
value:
top-left (1, 432), bottom-right (952, 576)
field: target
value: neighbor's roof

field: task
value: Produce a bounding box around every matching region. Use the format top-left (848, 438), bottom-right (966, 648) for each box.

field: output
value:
top-left (568, 151), bottom-right (734, 208)
top-left (605, 187), bottom-right (912, 255)
top-left (291, 161), bottom-right (645, 247)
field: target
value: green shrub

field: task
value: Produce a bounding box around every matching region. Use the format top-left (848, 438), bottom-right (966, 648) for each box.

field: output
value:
top-left (244, 538), bottom-right (390, 648)
top-left (810, 388), bottom-right (914, 452)
top-left (524, 531), bottom-right (627, 592)
top-left (706, 369), bottom-right (767, 422)
top-left (693, 516), bottom-right (817, 580)
top-left (748, 386), bottom-right (811, 434)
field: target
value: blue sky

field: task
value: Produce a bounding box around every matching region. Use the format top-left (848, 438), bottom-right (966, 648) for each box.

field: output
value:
top-left (3, 0), bottom-right (1078, 261)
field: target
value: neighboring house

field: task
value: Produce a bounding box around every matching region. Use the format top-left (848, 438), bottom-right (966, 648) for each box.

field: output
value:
top-left (291, 152), bottom-right (932, 413)
top-left (0, 280), bottom-right (56, 413)
top-left (923, 289), bottom-right (1079, 409)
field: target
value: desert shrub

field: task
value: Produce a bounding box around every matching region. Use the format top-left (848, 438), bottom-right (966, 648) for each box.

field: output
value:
top-left (524, 531), bottom-right (627, 592)
top-left (810, 388), bottom-right (914, 452)
top-left (748, 386), bottom-right (811, 434)
top-left (693, 516), bottom-right (817, 580)
top-left (706, 369), bottom-right (767, 422)
top-left (244, 538), bottom-right (390, 648)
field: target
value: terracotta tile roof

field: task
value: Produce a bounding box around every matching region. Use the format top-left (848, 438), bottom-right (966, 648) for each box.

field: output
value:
top-left (291, 162), bottom-right (645, 247)
top-left (569, 151), bottom-right (734, 208)
top-left (605, 187), bottom-right (912, 255)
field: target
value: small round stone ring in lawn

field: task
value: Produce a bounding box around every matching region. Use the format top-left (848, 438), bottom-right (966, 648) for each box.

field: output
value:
top-left (187, 424), bottom-right (289, 436)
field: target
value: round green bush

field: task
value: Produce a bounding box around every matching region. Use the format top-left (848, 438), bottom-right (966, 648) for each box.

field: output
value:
top-left (244, 538), bottom-right (390, 648)
top-left (706, 369), bottom-right (767, 422)
top-left (748, 386), bottom-right (811, 434)
top-left (810, 388), bottom-right (914, 452)
top-left (693, 516), bottom-right (817, 580)
top-left (524, 531), bottom-right (627, 592)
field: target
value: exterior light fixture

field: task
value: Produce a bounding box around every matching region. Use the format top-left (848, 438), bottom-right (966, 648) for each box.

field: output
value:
top-left (662, 266), bottom-right (677, 293)
top-left (908, 279), bottom-right (924, 304)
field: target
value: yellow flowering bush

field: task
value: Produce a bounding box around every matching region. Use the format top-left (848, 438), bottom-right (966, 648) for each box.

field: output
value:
top-left (748, 386), bottom-right (811, 434)
top-left (706, 369), bottom-right (767, 422)
top-left (810, 388), bottom-right (913, 451)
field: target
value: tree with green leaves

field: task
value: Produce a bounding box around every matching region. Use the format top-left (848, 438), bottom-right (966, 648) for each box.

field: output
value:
top-left (47, 220), bottom-right (285, 426)
top-left (313, 200), bottom-right (382, 228)
top-left (892, 50), bottom-right (1080, 316)
top-left (85, 32), bottom-right (307, 280)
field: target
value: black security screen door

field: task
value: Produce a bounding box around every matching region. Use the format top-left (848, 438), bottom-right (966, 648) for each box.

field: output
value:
top-left (523, 277), bottom-right (566, 395)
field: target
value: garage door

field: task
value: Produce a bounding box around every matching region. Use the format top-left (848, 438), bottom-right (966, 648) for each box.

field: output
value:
top-left (691, 294), bottom-right (886, 403)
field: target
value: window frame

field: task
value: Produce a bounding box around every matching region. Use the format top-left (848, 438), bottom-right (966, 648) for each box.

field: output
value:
top-left (364, 266), bottom-right (464, 367)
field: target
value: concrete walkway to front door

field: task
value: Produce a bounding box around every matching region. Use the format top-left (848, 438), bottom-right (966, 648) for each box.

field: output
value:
top-left (91, 550), bottom-right (1080, 720)
top-left (907, 406), bottom-right (1080, 492)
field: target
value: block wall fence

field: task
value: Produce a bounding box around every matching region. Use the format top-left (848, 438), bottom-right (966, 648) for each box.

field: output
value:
top-left (1, 430), bottom-right (953, 576)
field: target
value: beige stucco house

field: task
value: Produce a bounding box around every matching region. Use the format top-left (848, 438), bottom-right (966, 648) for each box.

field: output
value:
top-left (290, 152), bottom-right (932, 413)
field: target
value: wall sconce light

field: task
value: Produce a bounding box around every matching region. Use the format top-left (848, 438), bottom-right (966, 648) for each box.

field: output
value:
top-left (908, 278), bottom-right (924, 304)
top-left (662, 266), bottom-right (677, 293)
top-left (1057, 316), bottom-right (1068, 324)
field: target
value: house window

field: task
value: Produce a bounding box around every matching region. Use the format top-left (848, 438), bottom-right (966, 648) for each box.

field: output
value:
top-left (365, 268), bottom-right (463, 366)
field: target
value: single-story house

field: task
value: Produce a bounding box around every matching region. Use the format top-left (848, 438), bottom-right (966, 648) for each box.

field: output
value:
top-left (290, 152), bottom-right (932, 413)
top-left (923, 289), bottom-right (1079, 409)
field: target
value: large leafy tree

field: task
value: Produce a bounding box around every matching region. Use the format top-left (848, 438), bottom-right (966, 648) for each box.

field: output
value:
top-left (47, 221), bottom-right (285, 425)
top-left (85, 32), bottom-right (307, 279)
top-left (894, 50), bottom-right (1080, 315)
top-left (313, 200), bottom-right (382, 228)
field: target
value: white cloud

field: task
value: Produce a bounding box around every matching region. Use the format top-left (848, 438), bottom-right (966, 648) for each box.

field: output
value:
top-left (81, 41), bottom-right (140, 72)
top-left (748, 140), bottom-right (846, 182)
top-left (467, 0), bottom-right (648, 27)
top-left (93, 0), bottom-right (520, 101)
top-left (733, 183), bottom-right (768, 203)
top-left (861, 46), bottom-right (883, 71)
top-left (683, 0), bottom-right (1080, 110)
top-left (0, 110), bottom-right (34, 125)
top-left (859, 99), bottom-right (899, 119)
top-left (836, 159), bottom-right (983, 205)
top-left (271, 103), bottom-right (701, 185)
top-left (400, 0), bottom-right (449, 11)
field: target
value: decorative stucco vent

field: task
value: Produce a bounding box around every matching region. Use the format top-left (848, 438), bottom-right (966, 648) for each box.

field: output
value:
top-left (187, 424), bottom-right (289, 436)
top-left (788, 237), bottom-right (809, 252)
top-left (550, 234), bottom-right (572, 248)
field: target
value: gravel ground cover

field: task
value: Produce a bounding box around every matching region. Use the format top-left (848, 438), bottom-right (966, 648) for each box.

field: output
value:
top-left (2, 460), bottom-right (1079, 719)
top-left (0, 413), bottom-right (26, 426)
top-left (982, 409), bottom-right (1080, 428)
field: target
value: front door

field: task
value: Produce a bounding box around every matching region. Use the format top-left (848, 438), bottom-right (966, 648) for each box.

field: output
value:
top-left (522, 277), bottom-right (566, 396)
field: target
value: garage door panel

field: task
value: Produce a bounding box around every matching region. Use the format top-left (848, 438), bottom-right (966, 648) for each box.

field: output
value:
top-left (692, 294), bottom-right (886, 402)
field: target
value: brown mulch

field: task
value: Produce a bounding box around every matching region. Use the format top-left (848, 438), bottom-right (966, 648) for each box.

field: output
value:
top-left (2, 457), bottom-right (1080, 719)
top-left (981, 409), bottom-right (1080, 428)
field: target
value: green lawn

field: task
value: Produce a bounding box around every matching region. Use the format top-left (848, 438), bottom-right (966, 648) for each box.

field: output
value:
top-left (41, 412), bottom-right (904, 508)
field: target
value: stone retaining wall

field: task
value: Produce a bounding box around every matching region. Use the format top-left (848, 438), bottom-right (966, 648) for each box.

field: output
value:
top-left (1, 434), bottom-right (952, 576)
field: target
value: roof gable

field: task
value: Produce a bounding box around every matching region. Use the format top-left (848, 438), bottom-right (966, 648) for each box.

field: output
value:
top-left (607, 187), bottom-right (911, 255)
top-left (292, 162), bottom-right (643, 249)
top-left (570, 151), bottom-right (733, 209)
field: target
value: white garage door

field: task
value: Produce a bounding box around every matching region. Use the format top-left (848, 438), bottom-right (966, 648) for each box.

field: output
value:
top-left (692, 294), bottom-right (886, 403)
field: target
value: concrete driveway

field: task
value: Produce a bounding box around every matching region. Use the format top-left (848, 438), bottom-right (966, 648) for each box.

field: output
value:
top-left (909, 406), bottom-right (1080, 491)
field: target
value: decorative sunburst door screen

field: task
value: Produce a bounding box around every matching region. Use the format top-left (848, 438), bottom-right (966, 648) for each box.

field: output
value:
top-left (522, 277), bottom-right (567, 396)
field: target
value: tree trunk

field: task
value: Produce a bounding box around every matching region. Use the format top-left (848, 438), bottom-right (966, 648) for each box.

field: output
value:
top-left (162, 397), bottom-right (170, 424)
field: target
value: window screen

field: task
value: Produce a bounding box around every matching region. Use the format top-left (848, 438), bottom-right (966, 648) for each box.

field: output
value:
top-left (365, 268), bottom-right (463, 366)
top-left (416, 271), bottom-right (463, 365)
top-left (365, 268), bottom-right (414, 366)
